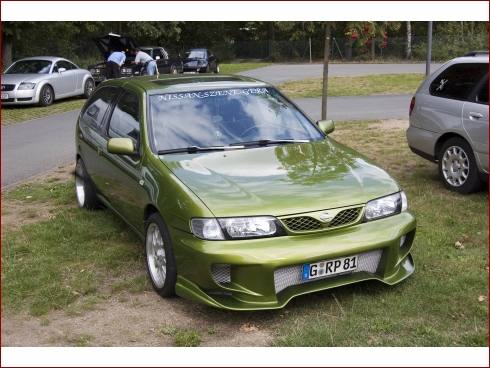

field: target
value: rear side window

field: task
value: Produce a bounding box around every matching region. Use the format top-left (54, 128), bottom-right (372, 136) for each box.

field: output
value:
top-left (429, 63), bottom-right (488, 101)
top-left (476, 79), bottom-right (488, 104)
top-left (80, 86), bottom-right (118, 130)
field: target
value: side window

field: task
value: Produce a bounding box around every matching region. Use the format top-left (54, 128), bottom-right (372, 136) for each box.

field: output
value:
top-left (429, 63), bottom-right (488, 101)
top-left (80, 86), bottom-right (118, 130)
top-left (69, 62), bottom-right (78, 70)
top-left (107, 90), bottom-right (140, 145)
top-left (476, 79), bottom-right (488, 105)
top-left (57, 60), bottom-right (72, 70)
top-left (153, 49), bottom-right (162, 59)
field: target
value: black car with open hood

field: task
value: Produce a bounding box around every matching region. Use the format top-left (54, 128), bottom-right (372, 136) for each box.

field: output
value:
top-left (88, 33), bottom-right (183, 83)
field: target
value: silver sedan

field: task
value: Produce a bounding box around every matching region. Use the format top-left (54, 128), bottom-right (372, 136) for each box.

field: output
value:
top-left (1, 56), bottom-right (95, 107)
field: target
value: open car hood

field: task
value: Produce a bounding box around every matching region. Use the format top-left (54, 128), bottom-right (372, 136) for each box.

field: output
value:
top-left (91, 33), bottom-right (139, 60)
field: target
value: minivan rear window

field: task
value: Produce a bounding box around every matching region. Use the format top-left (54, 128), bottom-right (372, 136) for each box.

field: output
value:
top-left (429, 63), bottom-right (488, 101)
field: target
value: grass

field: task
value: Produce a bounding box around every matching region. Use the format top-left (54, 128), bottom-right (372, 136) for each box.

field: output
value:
top-left (276, 73), bottom-right (426, 98)
top-left (1, 119), bottom-right (487, 347)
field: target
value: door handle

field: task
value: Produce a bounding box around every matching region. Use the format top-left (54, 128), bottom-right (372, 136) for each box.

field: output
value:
top-left (469, 112), bottom-right (483, 120)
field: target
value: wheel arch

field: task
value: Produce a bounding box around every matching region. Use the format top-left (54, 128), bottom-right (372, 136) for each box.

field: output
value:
top-left (434, 132), bottom-right (470, 160)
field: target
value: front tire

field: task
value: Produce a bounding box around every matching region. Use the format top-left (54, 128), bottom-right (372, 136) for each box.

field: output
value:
top-left (75, 158), bottom-right (101, 210)
top-left (83, 79), bottom-right (95, 99)
top-left (214, 62), bottom-right (220, 74)
top-left (145, 213), bottom-right (177, 297)
top-left (438, 137), bottom-right (483, 194)
top-left (38, 85), bottom-right (54, 107)
top-left (170, 65), bottom-right (178, 74)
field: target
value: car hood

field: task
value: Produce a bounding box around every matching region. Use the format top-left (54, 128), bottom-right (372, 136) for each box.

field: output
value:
top-left (160, 139), bottom-right (400, 217)
top-left (1, 74), bottom-right (46, 85)
top-left (92, 34), bottom-right (139, 60)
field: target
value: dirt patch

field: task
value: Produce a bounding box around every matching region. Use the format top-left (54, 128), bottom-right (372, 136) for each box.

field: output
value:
top-left (1, 292), bottom-right (273, 347)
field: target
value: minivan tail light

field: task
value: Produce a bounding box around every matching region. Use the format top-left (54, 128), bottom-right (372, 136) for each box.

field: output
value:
top-left (409, 96), bottom-right (415, 116)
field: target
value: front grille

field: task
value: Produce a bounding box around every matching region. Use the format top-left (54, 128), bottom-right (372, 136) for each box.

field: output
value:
top-left (282, 217), bottom-right (323, 231)
top-left (273, 249), bottom-right (382, 294)
top-left (211, 264), bottom-right (231, 284)
top-left (2, 84), bottom-right (16, 91)
top-left (329, 207), bottom-right (362, 227)
top-left (281, 206), bottom-right (363, 232)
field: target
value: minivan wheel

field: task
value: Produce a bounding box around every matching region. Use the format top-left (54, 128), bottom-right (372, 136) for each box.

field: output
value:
top-left (75, 158), bottom-right (101, 210)
top-left (145, 213), bottom-right (177, 297)
top-left (438, 137), bottom-right (483, 194)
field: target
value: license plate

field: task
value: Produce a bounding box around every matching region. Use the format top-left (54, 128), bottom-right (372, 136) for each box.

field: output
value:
top-left (302, 255), bottom-right (358, 280)
top-left (1, 93), bottom-right (8, 99)
top-left (183, 72), bottom-right (196, 74)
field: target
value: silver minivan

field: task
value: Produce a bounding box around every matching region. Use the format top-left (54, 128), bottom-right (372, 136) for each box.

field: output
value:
top-left (406, 53), bottom-right (488, 194)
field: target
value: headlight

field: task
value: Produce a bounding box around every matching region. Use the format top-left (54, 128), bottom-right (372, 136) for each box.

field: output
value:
top-left (90, 69), bottom-right (99, 74)
top-left (18, 82), bottom-right (36, 90)
top-left (191, 216), bottom-right (286, 240)
top-left (363, 191), bottom-right (408, 221)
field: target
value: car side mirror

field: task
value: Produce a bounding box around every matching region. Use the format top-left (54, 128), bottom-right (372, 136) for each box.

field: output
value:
top-left (107, 138), bottom-right (138, 156)
top-left (316, 119), bottom-right (335, 135)
top-left (58, 67), bottom-right (66, 73)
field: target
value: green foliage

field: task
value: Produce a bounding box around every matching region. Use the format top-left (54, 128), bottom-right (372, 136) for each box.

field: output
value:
top-left (173, 330), bottom-right (202, 347)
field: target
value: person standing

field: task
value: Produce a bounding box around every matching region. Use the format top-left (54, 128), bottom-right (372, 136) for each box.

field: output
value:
top-left (106, 50), bottom-right (126, 79)
top-left (132, 48), bottom-right (157, 75)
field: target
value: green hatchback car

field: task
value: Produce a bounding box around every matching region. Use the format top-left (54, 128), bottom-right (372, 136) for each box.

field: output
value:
top-left (75, 74), bottom-right (416, 310)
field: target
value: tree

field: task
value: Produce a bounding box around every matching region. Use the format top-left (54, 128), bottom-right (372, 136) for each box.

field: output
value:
top-left (406, 21), bottom-right (413, 59)
top-left (322, 21), bottom-right (331, 120)
top-left (1, 22), bottom-right (35, 68)
top-left (344, 21), bottom-right (401, 61)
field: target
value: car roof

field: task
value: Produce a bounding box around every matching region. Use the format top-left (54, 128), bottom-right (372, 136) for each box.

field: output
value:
top-left (449, 54), bottom-right (489, 64)
top-left (100, 74), bottom-right (269, 94)
top-left (13, 56), bottom-right (69, 62)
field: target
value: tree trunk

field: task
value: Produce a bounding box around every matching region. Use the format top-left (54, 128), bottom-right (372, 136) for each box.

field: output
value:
top-left (321, 21), bottom-right (331, 120)
top-left (371, 36), bottom-right (375, 61)
top-left (406, 21), bottom-right (413, 59)
top-left (345, 44), bottom-right (352, 61)
top-left (2, 37), bottom-right (13, 68)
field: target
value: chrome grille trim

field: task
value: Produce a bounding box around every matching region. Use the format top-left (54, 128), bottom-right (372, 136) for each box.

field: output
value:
top-left (273, 249), bottom-right (382, 294)
top-left (211, 264), bottom-right (231, 284)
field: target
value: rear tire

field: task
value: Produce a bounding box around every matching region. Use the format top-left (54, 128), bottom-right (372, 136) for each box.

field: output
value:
top-left (214, 62), bottom-right (220, 73)
top-left (438, 137), bottom-right (483, 194)
top-left (170, 65), bottom-right (178, 74)
top-left (38, 85), bottom-right (54, 107)
top-left (75, 158), bottom-right (101, 210)
top-left (145, 213), bottom-right (177, 297)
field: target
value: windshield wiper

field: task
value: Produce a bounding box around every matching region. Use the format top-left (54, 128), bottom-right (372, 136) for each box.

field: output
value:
top-left (229, 139), bottom-right (309, 147)
top-left (158, 145), bottom-right (245, 155)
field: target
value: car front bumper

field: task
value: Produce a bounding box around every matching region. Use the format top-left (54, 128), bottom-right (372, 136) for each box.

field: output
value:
top-left (171, 211), bottom-right (417, 310)
top-left (1, 88), bottom-right (39, 105)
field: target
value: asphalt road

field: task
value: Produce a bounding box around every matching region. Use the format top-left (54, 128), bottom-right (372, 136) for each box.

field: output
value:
top-left (1, 62), bottom-right (444, 188)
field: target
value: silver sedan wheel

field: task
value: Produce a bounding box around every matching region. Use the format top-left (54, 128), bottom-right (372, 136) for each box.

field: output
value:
top-left (441, 145), bottom-right (469, 187)
top-left (146, 223), bottom-right (167, 289)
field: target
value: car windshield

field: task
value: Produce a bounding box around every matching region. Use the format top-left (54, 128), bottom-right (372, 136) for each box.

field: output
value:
top-left (148, 87), bottom-right (324, 153)
top-left (5, 60), bottom-right (52, 74)
top-left (186, 50), bottom-right (205, 59)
